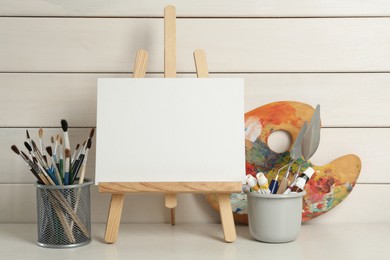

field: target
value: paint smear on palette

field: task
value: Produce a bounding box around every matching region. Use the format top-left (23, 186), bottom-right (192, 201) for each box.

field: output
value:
top-left (205, 101), bottom-right (361, 223)
top-left (302, 158), bottom-right (361, 221)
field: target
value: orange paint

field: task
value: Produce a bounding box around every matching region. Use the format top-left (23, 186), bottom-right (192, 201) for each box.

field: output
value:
top-left (246, 102), bottom-right (301, 128)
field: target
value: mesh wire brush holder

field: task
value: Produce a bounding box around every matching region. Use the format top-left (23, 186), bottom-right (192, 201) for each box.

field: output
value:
top-left (36, 180), bottom-right (92, 248)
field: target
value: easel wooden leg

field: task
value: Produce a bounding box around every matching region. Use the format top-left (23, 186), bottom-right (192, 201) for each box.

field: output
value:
top-left (104, 193), bottom-right (125, 244)
top-left (195, 49), bottom-right (237, 242)
top-left (216, 193), bottom-right (237, 242)
top-left (165, 193), bottom-right (177, 225)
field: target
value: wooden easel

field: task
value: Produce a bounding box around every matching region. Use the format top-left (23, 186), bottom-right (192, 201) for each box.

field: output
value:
top-left (99, 6), bottom-right (241, 243)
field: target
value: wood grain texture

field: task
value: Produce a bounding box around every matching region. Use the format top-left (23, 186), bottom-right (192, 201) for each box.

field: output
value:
top-left (165, 193), bottom-right (177, 208)
top-left (165, 193), bottom-right (177, 225)
top-left (2, 18), bottom-right (390, 72)
top-left (2, 0), bottom-right (390, 17)
top-left (164, 5), bottom-right (176, 78)
top-left (133, 49), bottom-right (148, 78)
top-left (1, 73), bottom-right (390, 127)
top-left (98, 182), bottom-right (242, 193)
top-left (104, 194), bottom-right (124, 243)
top-left (217, 193), bottom-right (236, 242)
top-left (194, 49), bottom-right (209, 78)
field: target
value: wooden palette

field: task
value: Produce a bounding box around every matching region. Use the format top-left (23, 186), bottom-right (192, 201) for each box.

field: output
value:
top-left (205, 101), bottom-right (361, 223)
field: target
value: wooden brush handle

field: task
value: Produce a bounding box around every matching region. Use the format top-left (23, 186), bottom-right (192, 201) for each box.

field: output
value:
top-left (50, 194), bottom-right (76, 243)
top-left (277, 177), bottom-right (289, 194)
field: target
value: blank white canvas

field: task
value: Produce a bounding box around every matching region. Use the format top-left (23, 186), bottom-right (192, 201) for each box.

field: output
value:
top-left (95, 78), bottom-right (245, 183)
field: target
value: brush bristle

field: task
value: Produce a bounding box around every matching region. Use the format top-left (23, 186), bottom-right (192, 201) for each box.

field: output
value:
top-left (75, 144), bottom-right (80, 150)
top-left (60, 137), bottom-right (63, 145)
top-left (31, 140), bottom-right (39, 152)
top-left (65, 148), bottom-right (71, 158)
top-left (24, 141), bottom-right (32, 152)
top-left (61, 119), bottom-right (68, 132)
top-left (46, 146), bottom-right (52, 156)
top-left (87, 138), bottom-right (92, 149)
top-left (11, 145), bottom-right (20, 155)
top-left (89, 128), bottom-right (95, 138)
top-left (51, 136), bottom-right (54, 143)
top-left (20, 151), bottom-right (29, 160)
top-left (26, 130), bottom-right (30, 139)
top-left (38, 128), bottom-right (43, 138)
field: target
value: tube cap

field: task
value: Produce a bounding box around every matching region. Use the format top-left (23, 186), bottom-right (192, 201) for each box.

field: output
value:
top-left (294, 177), bottom-right (306, 189)
top-left (256, 172), bottom-right (268, 186)
top-left (303, 167), bottom-right (315, 179)
top-left (245, 175), bottom-right (258, 188)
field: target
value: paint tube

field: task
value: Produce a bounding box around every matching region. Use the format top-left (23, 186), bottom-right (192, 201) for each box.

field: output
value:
top-left (283, 167), bottom-right (315, 194)
top-left (246, 174), bottom-right (261, 193)
top-left (256, 172), bottom-right (271, 194)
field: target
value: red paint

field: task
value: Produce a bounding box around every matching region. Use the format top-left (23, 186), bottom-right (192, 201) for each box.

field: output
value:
top-left (245, 162), bottom-right (257, 177)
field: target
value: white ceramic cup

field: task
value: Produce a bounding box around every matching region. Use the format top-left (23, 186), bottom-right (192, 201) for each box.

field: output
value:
top-left (246, 190), bottom-right (306, 243)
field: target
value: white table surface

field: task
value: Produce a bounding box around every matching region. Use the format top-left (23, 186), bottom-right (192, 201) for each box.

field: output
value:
top-left (0, 223), bottom-right (389, 260)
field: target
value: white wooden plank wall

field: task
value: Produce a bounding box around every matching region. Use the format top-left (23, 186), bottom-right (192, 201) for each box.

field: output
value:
top-left (1, 1), bottom-right (389, 224)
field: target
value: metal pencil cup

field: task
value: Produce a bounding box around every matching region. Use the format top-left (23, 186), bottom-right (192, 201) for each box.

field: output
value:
top-left (36, 180), bottom-right (92, 248)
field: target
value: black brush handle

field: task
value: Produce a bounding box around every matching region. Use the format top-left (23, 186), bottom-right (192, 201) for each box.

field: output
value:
top-left (71, 154), bottom-right (84, 184)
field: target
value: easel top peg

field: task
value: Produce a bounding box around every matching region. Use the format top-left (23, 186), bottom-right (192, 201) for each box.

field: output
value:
top-left (164, 5), bottom-right (176, 78)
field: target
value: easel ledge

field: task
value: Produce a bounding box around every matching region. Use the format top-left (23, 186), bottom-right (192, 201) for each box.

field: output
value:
top-left (99, 182), bottom-right (242, 193)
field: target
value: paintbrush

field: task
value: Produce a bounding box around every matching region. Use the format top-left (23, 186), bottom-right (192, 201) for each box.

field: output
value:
top-left (58, 136), bottom-right (64, 184)
top-left (71, 143), bottom-right (80, 165)
top-left (24, 141), bottom-right (34, 161)
top-left (25, 129), bottom-right (35, 162)
top-left (61, 119), bottom-right (71, 153)
top-left (11, 145), bottom-right (42, 183)
top-left (269, 174), bottom-right (279, 194)
top-left (74, 140), bottom-right (85, 165)
top-left (20, 151), bottom-right (50, 185)
top-left (31, 140), bottom-right (56, 185)
top-left (50, 136), bottom-right (57, 164)
top-left (64, 148), bottom-right (71, 185)
top-left (24, 142), bottom-right (46, 183)
top-left (71, 140), bottom-right (85, 182)
top-left (54, 134), bottom-right (59, 162)
top-left (71, 129), bottom-right (93, 183)
top-left (12, 145), bottom-right (49, 185)
top-left (46, 146), bottom-right (63, 185)
top-left (26, 129), bottom-right (32, 148)
top-left (89, 128), bottom-right (95, 139)
top-left (70, 139), bottom-right (92, 230)
top-left (74, 138), bottom-right (91, 184)
top-left (20, 151), bottom-right (44, 183)
top-left (31, 140), bottom-right (48, 169)
top-left (38, 128), bottom-right (48, 164)
top-left (71, 139), bottom-right (89, 184)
